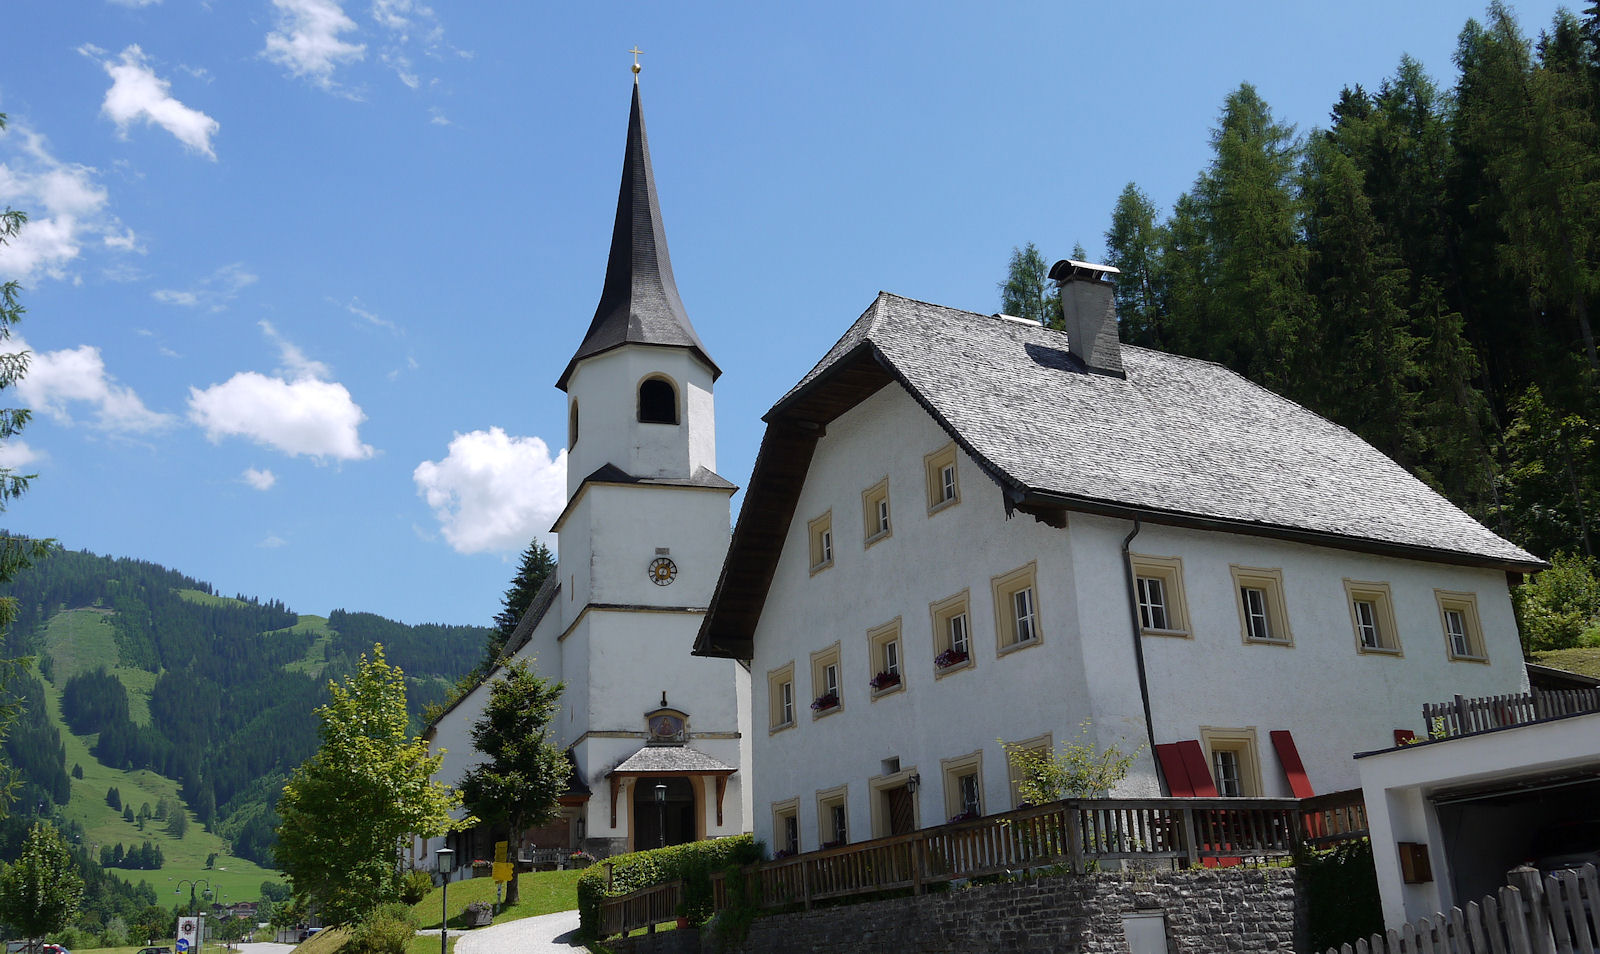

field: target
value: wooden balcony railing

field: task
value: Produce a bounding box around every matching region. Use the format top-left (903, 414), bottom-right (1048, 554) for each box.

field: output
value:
top-left (1300, 789), bottom-right (1368, 846)
top-left (717, 797), bottom-right (1305, 914)
top-left (1422, 688), bottom-right (1600, 740)
top-left (597, 878), bottom-right (682, 938)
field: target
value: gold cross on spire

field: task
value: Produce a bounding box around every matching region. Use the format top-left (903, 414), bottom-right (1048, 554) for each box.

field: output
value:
top-left (629, 46), bottom-right (644, 76)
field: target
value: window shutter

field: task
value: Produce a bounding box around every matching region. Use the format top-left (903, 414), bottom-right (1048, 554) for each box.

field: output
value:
top-left (1269, 730), bottom-right (1314, 798)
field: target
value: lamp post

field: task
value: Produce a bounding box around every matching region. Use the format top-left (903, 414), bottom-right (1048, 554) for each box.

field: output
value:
top-left (436, 847), bottom-right (454, 954)
top-left (654, 784), bottom-right (667, 848)
top-left (177, 878), bottom-right (212, 916)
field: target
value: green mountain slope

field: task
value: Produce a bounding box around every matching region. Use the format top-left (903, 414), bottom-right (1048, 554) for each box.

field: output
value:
top-left (0, 544), bottom-right (489, 873)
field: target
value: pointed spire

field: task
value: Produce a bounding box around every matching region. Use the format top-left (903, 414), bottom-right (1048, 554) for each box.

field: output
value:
top-left (557, 81), bottom-right (719, 391)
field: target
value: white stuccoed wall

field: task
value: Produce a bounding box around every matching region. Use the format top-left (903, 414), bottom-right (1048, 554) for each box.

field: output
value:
top-left (748, 382), bottom-right (1530, 853)
top-left (563, 347), bottom-right (717, 496)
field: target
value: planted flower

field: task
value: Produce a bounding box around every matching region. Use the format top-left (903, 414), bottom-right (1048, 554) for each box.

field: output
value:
top-left (868, 671), bottom-right (901, 691)
top-left (810, 690), bottom-right (840, 711)
top-left (934, 648), bottom-right (970, 670)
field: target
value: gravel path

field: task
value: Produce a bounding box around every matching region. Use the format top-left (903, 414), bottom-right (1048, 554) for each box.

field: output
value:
top-left (451, 910), bottom-right (583, 954)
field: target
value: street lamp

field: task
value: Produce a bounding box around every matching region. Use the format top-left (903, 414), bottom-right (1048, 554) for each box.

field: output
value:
top-left (436, 846), bottom-right (454, 954)
top-left (176, 879), bottom-right (212, 916)
top-left (654, 784), bottom-right (667, 848)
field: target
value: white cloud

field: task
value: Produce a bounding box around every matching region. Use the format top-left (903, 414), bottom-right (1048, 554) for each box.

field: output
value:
top-left (107, 0), bottom-right (161, 6)
top-left (86, 45), bottom-right (219, 159)
top-left (8, 335), bottom-right (173, 432)
top-left (264, 0), bottom-right (366, 90)
top-left (341, 297), bottom-right (394, 331)
top-left (259, 534), bottom-right (288, 548)
top-left (0, 440), bottom-right (41, 469)
top-left (242, 467), bottom-right (276, 490)
top-left (187, 324), bottom-right (372, 461)
top-left (0, 124), bottom-right (137, 283)
top-left (151, 262), bottom-right (257, 312)
top-left (413, 427), bottom-right (565, 554)
top-left (428, 108), bottom-right (450, 126)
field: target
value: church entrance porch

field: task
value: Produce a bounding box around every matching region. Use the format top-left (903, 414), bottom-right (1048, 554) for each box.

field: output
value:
top-left (631, 776), bottom-right (696, 850)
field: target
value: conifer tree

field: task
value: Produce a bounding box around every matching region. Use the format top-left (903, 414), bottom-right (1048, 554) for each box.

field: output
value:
top-left (481, 540), bottom-right (556, 672)
top-left (998, 243), bottom-right (1063, 329)
top-left (1103, 184), bottom-right (1168, 349)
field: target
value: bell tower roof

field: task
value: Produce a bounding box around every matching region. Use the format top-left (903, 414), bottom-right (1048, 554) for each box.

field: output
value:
top-left (557, 80), bottom-right (720, 391)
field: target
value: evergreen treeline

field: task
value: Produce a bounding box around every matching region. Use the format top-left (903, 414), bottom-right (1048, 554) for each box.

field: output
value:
top-left (98, 840), bottom-right (164, 870)
top-left (1, 671), bottom-right (70, 808)
top-left (1081, 2), bottom-right (1600, 563)
top-left (0, 545), bottom-right (485, 865)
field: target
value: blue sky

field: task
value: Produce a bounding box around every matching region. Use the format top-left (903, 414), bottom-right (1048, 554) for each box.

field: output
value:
top-left (0, 1), bottom-right (1570, 626)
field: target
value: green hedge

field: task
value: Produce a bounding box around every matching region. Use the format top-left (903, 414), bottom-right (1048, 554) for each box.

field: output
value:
top-left (1299, 839), bottom-right (1384, 952)
top-left (577, 834), bottom-right (761, 938)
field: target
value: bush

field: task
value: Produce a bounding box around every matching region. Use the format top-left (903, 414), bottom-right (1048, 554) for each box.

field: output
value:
top-left (346, 904), bottom-right (416, 954)
top-left (1298, 839), bottom-right (1383, 952)
top-left (576, 834), bottom-right (761, 938)
top-left (399, 869), bottom-right (434, 905)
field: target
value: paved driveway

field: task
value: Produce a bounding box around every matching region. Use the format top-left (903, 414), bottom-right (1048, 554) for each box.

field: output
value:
top-left (451, 910), bottom-right (583, 954)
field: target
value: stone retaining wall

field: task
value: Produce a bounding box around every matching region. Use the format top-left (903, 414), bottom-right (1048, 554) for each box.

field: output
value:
top-left (620, 866), bottom-right (1303, 954)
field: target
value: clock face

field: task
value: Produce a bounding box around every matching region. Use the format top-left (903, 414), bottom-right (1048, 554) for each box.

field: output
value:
top-left (648, 556), bottom-right (678, 586)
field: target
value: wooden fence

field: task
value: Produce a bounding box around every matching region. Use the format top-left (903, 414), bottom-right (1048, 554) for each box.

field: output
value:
top-left (1302, 789), bottom-right (1370, 847)
top-left (713, 796), bottom-right (1306, 915)
top-left (598, 878), bottom-right (682, 938)
top-left (1325, 864), bottom-right (1598, 954)
top-left (1423, 689), bottom-right (1600, 740)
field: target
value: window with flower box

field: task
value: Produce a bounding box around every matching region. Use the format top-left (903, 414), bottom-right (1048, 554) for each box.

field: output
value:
top-left (929, 590), bottom-right (973, 675)
top-left (867, 619), bottom-right (904, 697)
top-left (810, 642), bottom-right (843, 716)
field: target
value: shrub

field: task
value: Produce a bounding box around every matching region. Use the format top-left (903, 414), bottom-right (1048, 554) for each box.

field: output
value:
top-left (576, 834), bottom-right (761, 938)
top-left (346, 904), bottom-right (416, 954)
top-left (1298, 839), bottom-right (1382, 952)
top-left (399, 869), bottom-right (434, 905)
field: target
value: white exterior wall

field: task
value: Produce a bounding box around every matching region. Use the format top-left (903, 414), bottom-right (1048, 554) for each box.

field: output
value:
top-left (1355, 713), bottom-right (1600, 926)
top-left (564, 346), bottom-right (716, 496)
top-left (747, 383), bottom-right (1530, 853)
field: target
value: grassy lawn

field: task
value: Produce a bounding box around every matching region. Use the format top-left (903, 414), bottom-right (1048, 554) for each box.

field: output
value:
top-left (1530, 646), bottom-right (1600, 679)
top-left (42, 608), bottom-right (118, 683)
top-left (409, 870), bottom-right (583, 929)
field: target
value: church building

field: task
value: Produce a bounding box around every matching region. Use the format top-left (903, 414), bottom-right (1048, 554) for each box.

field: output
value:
top-left (421, 77), bottom-right (749, 863)
top-left (693, 264), bottom-right (1543, 857)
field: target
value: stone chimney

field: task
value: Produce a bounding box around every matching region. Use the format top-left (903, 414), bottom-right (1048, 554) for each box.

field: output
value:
top-left (1048, 259), bottom-right (1124, 378)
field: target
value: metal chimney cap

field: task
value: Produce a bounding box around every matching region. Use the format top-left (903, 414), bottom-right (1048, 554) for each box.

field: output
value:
top-left (1048, 259), bottom-right (1121, 283)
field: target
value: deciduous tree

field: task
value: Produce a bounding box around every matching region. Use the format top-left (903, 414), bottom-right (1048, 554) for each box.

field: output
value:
top-left (458, 659), bottom-right (565, 906)
top-left (275, 645), bottom-right (469, 925)
top-left (0, 822), bottom-right (84, 950)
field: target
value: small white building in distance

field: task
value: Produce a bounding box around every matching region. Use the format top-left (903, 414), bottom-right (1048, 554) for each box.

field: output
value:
top-left (693, 264), bottom-right (1543, 857)
top-left (419, 78), bottom-right (750, 865)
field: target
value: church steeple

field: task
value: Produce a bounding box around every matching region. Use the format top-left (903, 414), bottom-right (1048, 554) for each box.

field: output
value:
top-left (557, 80), bottom-right (719, 391)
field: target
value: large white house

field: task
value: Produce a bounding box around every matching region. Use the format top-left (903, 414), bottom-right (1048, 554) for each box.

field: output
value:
top-left (693, 264), bottom-right (1544, 857)
top-left (420, 79), bottom-right (750, 864)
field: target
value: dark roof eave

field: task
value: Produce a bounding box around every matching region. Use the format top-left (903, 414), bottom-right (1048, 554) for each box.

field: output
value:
top-left (556, 340), bottom-right (722, 392)
top-left (1014, 488), bottom-right (1550, 573)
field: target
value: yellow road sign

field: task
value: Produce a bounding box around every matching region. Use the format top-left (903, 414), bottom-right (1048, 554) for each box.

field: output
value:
top-left (492, 862), bottom-right (514, 883)
top-left (494, 841), bottom-right (508, 864)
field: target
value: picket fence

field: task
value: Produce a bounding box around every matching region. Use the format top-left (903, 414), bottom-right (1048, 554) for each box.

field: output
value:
top-left (1326, 865), bottom-right (1598, 954)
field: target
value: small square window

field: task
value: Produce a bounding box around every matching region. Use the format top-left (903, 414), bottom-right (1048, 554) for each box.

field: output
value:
top-left (1200, 727), bottom-right (1261, 797)
top-left (940, 751), bottom-right (985, 822)
top-left (816, 785), bottom-right (848, 849)
top-left (868, 619), bottom-right (905, 697)
top-left (930, 590), bottom-right (974, 675)
top-left (924, 443), bottom-right (960, 514)
top-left (1345, 580), bottom-right (1401, 654)
top-left (1130, 554), bottom-right (1190, 636)
top-left (993, 564), bottom-right (1041, 654)
top-left (767, 662), bottom-right (796, 733)
top-left (1435, 590), bottom-right (1488, 662)
top-left (862, 478), bottom-right (892, 546)
top-left (810, 642), bottom-right (843, 717)
top-left (808, 511), bottom-right (834, 574)
top-left (1230, 566), bottom-right (1292, 646)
